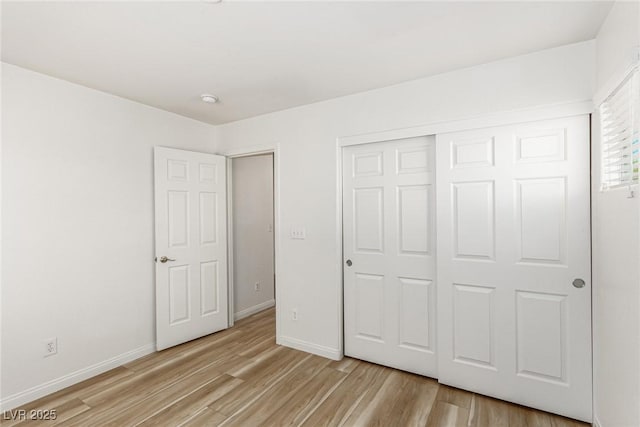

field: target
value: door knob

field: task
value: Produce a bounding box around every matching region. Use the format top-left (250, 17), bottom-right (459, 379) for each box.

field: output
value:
top-left (572, 278), bottom-right (585, 288)
top-left (346, 259), bottom-right (352, 267)
top-left (157, 256), bottom-right (176, 263)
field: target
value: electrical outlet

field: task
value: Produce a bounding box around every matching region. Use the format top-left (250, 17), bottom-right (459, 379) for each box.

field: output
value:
top-left (254, 282), bottom-right (260, 292)
top-left (292, 309), bottom-right (298, 321)
top-left (44, 338), bottom-right (57, 357)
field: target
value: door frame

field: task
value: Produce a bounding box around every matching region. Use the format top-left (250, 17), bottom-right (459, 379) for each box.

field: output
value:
top-left (222, 144), bottom-right (281, 336)
top-left (335, 100), bottom-right (593, 359)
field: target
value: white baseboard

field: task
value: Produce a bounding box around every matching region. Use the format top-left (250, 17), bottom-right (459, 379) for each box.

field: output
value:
top-left (234, 299), bottom-right (275, 321)
top-left (0, 343), bottom-right (155, 412)
top-left (277, 335), bottom-right (341, 361)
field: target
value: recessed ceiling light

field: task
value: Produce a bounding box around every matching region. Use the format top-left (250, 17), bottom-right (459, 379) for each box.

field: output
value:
top-left (200, 94), bottom-right (219, 104)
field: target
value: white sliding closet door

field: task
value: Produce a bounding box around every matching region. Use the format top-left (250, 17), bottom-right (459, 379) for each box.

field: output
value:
top-left (344, 136), bottom-right (437, 377)
top-left (436, 115), bottom-right (591, 421)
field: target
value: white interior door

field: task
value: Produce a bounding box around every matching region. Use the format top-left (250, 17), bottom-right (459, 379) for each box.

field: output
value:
top-left (436, 115), bottom-right (592, 421)
top-left (154, 147), bottom-right (228, 351)
top-left (344, 136), bottom-right (437, 377)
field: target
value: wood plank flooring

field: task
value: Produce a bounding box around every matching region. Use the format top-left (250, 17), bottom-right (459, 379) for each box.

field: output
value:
top-left (1, 308), bottom-right (588, 427)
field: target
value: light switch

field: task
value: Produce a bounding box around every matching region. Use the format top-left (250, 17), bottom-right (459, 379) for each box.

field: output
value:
top-left (290, 226), bottom-right (306, 240)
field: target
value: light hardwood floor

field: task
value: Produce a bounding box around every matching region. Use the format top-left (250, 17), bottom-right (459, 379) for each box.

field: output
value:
top-left (2, 308), bottom-right (588, 427)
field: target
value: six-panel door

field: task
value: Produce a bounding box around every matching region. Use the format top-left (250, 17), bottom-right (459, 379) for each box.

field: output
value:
top-left (154, 147), bottom-right (228, 351)
top-left (435, 115), bottom-right (592, 421)
top-left (343, 136), bottom-right (437, 377)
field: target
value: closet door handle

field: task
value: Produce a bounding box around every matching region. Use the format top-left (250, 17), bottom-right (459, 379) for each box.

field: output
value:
top-left (156, 256), bottom-right (176, 263)
top-left (346, 259), bottom-right (352, 267)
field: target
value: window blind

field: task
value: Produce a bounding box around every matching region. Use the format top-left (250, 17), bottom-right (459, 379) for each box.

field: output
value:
top-left (600, 68), bottom-right (639, 190)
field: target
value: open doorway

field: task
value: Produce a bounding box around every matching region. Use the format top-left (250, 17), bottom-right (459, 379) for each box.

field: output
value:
top-left (229, 153), bottom-right (275, 323)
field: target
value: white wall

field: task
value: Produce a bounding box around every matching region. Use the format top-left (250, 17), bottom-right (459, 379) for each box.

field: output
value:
top-left (595, 1), bottom-right (640, 90)
top-left (216, 41), bottom-right (596, 358)
top-left (232, 154), bottom-right (275, 320)
top-left (1, 63), bottom-right (217, 409)
top-left (592, 3), bottom-right (640, 427)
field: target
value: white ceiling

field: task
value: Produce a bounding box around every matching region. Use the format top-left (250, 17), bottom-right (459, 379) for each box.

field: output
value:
top-left (2, 1), bottom-right (612, 125)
